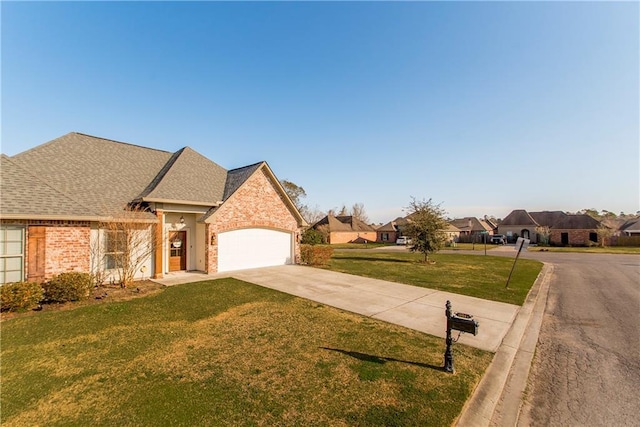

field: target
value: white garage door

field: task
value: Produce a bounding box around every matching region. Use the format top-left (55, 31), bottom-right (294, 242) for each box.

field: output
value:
top-left (218, 228), bottom-right (293, 273)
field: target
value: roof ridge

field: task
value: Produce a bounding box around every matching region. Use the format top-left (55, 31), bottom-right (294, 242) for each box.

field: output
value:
top-left (9, 132), bottom-right (173, 158)
top-left (1, 154), bottom-right (101, 217)
top-left (135, 148), bottom-right (186, 200)
top-left (228, 161), bottom-right (265, 173)
top-left (72, 132), bottom-right (174, 153)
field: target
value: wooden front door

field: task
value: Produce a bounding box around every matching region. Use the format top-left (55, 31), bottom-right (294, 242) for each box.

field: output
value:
top-left (169, 231), bottom-right (187, 271)
top-left (28, 226), bottom-right (46, 283)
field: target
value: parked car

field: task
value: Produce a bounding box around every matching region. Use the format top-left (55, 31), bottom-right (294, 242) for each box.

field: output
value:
top-left (491, 234), bottom-right (506, 245)
top-left (396, 236), bottom-right (411, 245)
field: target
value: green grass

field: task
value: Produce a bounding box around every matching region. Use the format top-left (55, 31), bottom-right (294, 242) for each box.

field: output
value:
top-left (440, 242), bottom-right (499, 251)
top-left (326, 251), bottom-right (542, 305)
top-left (1, 279), bottom-right (491, 427)
top-left (329, 242), bottom-right (391, 249)
top-left (528, 246), bottom-right (640, 254)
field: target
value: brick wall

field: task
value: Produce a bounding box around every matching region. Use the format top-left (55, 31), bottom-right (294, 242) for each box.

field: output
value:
top-left (550, 229), bottom-right (597, 246)
top-left (329, 231), bottom-right (378, 244)
top-left (42, 225), bottom-right (91, 278)
top-left (0, 220), bottom-right (91, 281)
top-left (206, 168), bottom-right (301, 273)
top-left (377, 231), bottom-right (398, 243)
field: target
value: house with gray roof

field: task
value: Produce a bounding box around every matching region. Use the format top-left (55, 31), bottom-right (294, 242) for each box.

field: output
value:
top-left (498, 209), bottom-right (603, 246)
top-left (0, 132), bottom-right (306, 284)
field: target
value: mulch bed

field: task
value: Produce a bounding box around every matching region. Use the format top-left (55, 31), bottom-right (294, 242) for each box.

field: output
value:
top-left (1, 280), bottom-right (165, 321)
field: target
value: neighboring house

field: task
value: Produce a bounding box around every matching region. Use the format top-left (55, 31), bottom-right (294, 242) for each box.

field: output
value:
top-left (449, 217), bottom-right (490, 242)
top-left (376, 217), bottom-right (411, 243)
top-left (444, 223), bottom-right (461, 244)
top-left (619, 218), bottom-right (640, 236)
top-left (498, 209), bottom-right (602, 245)
top-left (0, 132), bottom-right (306, 284)
top-left (311, 215), bottom-right (377, 244)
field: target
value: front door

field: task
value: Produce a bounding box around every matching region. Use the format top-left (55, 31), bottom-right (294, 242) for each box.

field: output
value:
top-left (169, 231), bottom-right (187, 271)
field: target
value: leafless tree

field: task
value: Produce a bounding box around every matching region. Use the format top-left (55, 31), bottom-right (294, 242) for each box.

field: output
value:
top-left (351, 202), bottom-right (369, 223)
top-left (98, 205), bottom-right (157, 287)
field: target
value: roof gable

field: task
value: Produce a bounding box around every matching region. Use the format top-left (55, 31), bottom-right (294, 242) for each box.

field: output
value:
top-left (313, 215), bottom-right (375, 232)
top-left (500, 210), bottom-right (539, 226)
top-left (140, 147), bottom-right (227, 204)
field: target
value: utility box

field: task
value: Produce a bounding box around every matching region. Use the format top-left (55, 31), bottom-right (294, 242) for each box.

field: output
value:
top-left (450, 312), bottom-right (479, 336)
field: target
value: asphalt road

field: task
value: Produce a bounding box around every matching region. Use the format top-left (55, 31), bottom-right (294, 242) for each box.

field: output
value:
top-left (515, 252), bottom-right (640, 426)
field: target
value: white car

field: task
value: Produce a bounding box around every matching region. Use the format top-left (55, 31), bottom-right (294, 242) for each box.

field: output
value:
top-left (396, 236), bottom-right (411, 245)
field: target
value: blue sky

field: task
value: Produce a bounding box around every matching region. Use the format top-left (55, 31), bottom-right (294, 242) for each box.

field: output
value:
top-left (2, 1), bottom-right (638, 223)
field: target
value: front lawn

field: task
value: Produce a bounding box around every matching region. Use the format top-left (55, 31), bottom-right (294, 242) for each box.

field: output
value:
top-left (326, 251), bottom-right (542, 305)
top-left (2, 279), bottom-right (491, 426)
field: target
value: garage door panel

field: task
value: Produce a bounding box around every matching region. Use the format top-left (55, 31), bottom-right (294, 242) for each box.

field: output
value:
top-left (218, 229), bottom-right (292, 272)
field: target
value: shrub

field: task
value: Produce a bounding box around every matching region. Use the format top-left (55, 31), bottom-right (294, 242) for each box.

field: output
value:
top-left (42, 272), bottom-right (93, 303)
top-left (0, 281), bottom-right (44, 312)
top-left (300, 244), bottom-right (334, 266)
top-left (301, 228), bottom-right (326, 245)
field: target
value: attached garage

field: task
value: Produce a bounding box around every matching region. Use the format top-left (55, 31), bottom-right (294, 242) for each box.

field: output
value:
top-left (217, 228), bottom-right (293, 273)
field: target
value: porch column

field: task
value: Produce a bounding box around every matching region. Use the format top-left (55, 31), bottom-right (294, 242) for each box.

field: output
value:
top-left (153, 209), bottom-right (164, 279)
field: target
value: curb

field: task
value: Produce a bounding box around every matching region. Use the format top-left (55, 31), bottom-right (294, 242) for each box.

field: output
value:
top-left (455, 262), bottom-right (554, 427)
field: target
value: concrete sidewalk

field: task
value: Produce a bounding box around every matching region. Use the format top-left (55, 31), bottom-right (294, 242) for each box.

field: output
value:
top-left (155, 265), bottom-right (520, 352)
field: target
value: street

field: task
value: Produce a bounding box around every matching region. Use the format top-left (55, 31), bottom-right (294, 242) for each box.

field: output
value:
top-left (517, 252), bottom-right (640, 426)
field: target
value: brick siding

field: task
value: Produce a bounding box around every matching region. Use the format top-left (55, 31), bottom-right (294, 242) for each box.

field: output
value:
top-left (329, 231), bottom-right (378, 244)
top-left (0, 220), bottom-right (91, 281)
top-left (41, 225), bottom-right (91, 278)
top-left (206, 168), bottom-right (301, 273)
top-left (550, 229), bottom-right (597, 246)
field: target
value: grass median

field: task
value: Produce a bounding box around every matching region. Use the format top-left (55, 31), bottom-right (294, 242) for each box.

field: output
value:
top-left (325, 251), bottom-right (543, 305)
top-left (2, 278), bottom-right (491, 427)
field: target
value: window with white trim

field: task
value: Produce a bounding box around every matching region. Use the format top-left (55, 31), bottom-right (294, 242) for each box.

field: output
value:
top-left (104, 230), bottom-right (126, 270)
top-left (0, 226), bottom-right (25, 284)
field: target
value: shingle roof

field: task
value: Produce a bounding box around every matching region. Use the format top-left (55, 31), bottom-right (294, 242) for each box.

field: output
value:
top-left (0, 155), bottom-right (99, 218)
top-left (2, 132), bottom-right (303, 224)
top-left (501, 209), bottom-right (602, 230)
top-left (312, 215), bottom-right (376, 233)
top-left (529, 211), bottom-right (566, 227)
top-left (449, 217), bottom-right (487, 232)
top-left (620, 218), bottom-right (640, 233)
top-left (139, 147), bottom-right (228, 204)
top-left (549, 213), bottom-right (601, 230)
top-left (500, 210), bottom-right (539, 226)
top-left (9, 132), bottom-right (172, 218)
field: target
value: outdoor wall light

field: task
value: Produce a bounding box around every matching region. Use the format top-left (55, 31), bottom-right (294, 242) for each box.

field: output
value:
top-left (180, 215), bottom-right (185, 224)
top-left (210, 233), bottom-right (216, 245)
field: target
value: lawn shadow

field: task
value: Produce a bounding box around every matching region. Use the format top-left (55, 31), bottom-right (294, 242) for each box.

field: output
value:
top-left (331, 256), bottom-right (413, 264)
top-left (320, 347), bottom-right (444, 372)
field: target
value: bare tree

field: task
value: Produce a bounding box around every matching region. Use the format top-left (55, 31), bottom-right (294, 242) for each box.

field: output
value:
top-left (303, 205), bottom-right (326, 225)
top-left (351, 202), bottom-right (369, 223)
top-left (98, 206), bottom-right (157, 287)
top-left (535, 225), bottom-right (551, 246)
top-left (596, 224), bottom-right (613, 247)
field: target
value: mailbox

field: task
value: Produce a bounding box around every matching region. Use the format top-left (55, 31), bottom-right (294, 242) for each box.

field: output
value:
top-left (450, 312), bottom-right (479, 336)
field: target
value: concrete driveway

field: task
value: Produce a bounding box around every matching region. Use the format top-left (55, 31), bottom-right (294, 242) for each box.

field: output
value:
top-left (223, 265), bottom-right (519, 352)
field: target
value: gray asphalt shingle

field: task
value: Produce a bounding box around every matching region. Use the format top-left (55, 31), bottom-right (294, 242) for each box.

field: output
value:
top-left (1, 132), bottom-right (266, 220)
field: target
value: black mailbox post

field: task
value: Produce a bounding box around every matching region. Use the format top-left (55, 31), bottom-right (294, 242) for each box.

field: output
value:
top-left (444, 300), bottom-right (479, 373)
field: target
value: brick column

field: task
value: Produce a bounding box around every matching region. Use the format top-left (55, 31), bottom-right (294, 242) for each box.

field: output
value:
top-left (153, 210), bottom-right (164, 279)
